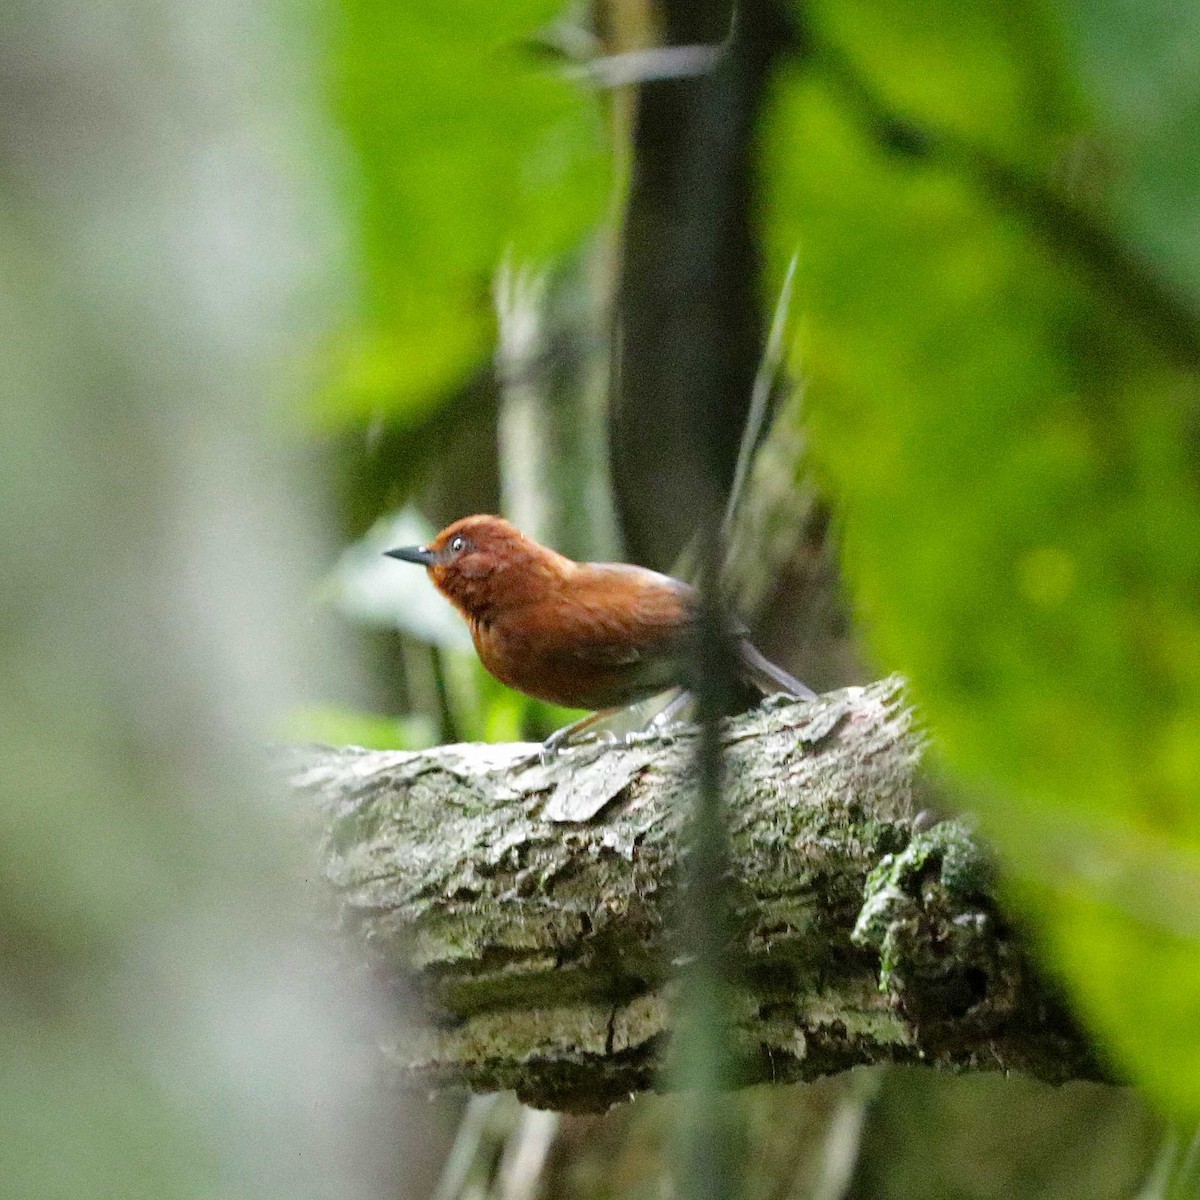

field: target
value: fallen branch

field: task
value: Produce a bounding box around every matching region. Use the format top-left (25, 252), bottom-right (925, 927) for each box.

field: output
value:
top-left (291, 677), bottom-right (1102, 1112)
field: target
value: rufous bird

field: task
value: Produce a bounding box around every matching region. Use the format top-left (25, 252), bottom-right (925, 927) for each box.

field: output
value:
top-left (385, 514), bottom-right (815, 748)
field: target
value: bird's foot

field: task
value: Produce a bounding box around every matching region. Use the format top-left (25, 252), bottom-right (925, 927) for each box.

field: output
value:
top-left (538, 725), bottom-right (571, 764)
top-left (760, 690), bottom-right (813, 711)
top-left (515, 702), bottom-right (679, 771)
top-left (533, 718), bottom-right (620, 767)
top-left (510, 738), bottom-right (572, 771)
top-left (648, 688), bottom-right (692, 733)
top-left (622, 728), bottom-right (671, 749)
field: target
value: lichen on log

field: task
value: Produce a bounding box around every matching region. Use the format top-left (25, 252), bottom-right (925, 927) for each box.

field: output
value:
top-left (289, 677), bottom-right (1102, 1112)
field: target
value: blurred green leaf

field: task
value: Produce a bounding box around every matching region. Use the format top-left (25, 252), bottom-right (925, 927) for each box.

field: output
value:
top-left (319, 0), bottom-right (611, 426)
top-left (1063, 0), bottom-right (1200, 302)
top-left (769, 0), bottom-right (1200, 1116)
top-left (284, 705), bottom-right (440, 750)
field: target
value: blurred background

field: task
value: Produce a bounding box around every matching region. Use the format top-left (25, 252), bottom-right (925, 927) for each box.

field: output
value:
top-left (3, 0), bottom-right (1199, 1197)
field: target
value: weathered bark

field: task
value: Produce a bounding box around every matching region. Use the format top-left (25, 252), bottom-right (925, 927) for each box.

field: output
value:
top-left (292, 678), bottom-right (1103, 1112)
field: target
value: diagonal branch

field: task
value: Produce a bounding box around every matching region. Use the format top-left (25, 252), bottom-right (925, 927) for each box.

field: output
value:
top-left (292, 677), bottom-right (1104, 1113)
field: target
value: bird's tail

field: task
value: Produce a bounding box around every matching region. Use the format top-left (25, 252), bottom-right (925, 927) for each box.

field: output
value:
top-left (737, 637), bottom-right (817, 700)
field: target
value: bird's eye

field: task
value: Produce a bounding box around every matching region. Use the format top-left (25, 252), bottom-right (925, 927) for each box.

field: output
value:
top-left (449, 535), bottom-right (466, 554)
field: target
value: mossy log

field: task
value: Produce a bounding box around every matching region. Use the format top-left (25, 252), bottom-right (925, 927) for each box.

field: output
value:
top-left (290, 678), bottom-right (1102, 1112)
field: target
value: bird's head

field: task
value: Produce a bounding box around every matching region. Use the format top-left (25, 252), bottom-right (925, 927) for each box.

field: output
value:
top-left (385, 515), bottom-right (565, 618)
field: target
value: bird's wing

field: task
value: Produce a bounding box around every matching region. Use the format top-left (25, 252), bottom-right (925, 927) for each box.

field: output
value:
top-left (569, 564), bottom-right (694, 657)
top-left (568, 568), bottom-right (816, 700)
top-left (571, 641), bottom-right (644, 667)
top-left (525, 563), bottom-right (693, 698)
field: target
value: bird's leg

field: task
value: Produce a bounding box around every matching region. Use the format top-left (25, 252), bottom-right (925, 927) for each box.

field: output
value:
top-left (538, 708), bottom-right (620, 764)
top-left (517, 693), bottom-right (691, 770)
top-left (648, 688), bottom-right (692, 732)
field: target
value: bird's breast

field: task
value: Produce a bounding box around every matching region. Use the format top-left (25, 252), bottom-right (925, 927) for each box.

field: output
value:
top-left (470, 615), bottom-right (586, 708)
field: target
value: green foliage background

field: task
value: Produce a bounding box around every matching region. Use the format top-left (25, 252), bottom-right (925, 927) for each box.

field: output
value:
top-left (5, 0), bottom-right (1198, 1196)
top-left (762, 0), bottom-right (1200, 1117)
top-left (318, 0), bottom-right (1200, 1126)
top-left (322, 0), bottom-right (610, 425)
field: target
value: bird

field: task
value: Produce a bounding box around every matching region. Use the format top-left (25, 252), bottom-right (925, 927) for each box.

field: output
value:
top-left (385, 514), bottom-right (816, 750)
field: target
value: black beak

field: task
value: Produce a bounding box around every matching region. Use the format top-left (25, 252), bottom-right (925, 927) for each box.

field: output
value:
top-left (384, 545), bottom-right (436, 567)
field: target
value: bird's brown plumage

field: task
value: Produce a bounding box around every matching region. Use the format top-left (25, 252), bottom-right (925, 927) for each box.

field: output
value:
top-left (386, 515), bottom-right (813, 711)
